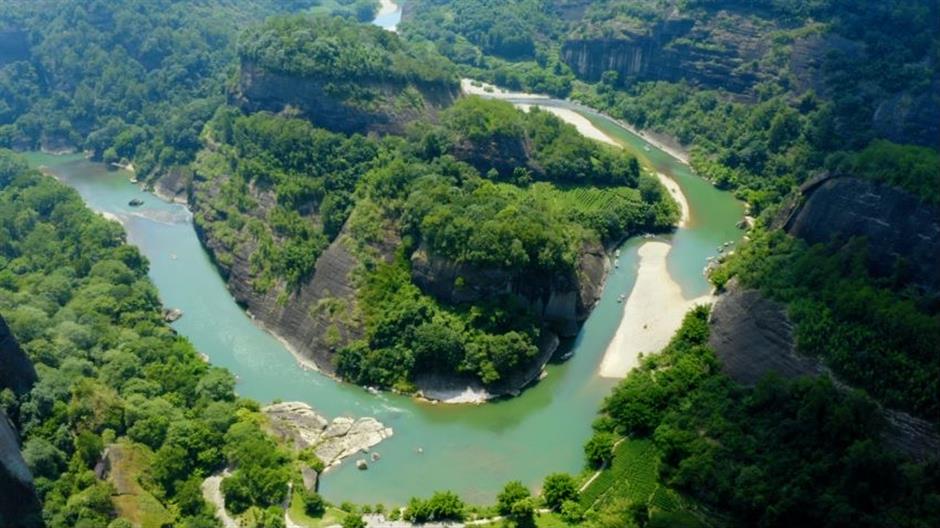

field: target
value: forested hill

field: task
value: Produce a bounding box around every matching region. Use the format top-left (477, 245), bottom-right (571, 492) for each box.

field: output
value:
top-left (402, 0), bottom-right (940, 209)
top-left (190, 95), bottom-right (676, 394)
top-left (234, 15), bottom-right (459, 134)
top-left (0, 0), bottom-right (380, 177)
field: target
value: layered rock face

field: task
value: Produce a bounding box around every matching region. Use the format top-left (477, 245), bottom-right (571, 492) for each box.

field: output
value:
top-left (234, 60), bottom-right (458, 135)
top-left (781, 175), bottom-right (940, 295)
top-left (262, 402), bottom-right (393, 468)
top-left (411, 241), bottom-right (608, 338)
top-left (708, 279), bottom-right (824, 385)
top-left (561, 13), bottom-right (769, 95)
top-left (709, 280), bottom-right (940, 461)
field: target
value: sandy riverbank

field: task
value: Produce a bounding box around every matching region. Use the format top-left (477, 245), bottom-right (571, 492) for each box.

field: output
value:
top-left (509, 98), bottom-right (702, 379)
top-left (461, 78), bottom-right (548, 100)
top-left (377, 0), bottom-right (398, 17)
top-left (599, 242), bottom-right (712, 378)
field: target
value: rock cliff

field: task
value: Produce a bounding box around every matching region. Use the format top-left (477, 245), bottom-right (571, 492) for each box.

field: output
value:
top-left (780, 175), bottom-right (940, 295)
top-left (410, 240), bottom-right (608, 338)
top-left (234, 60), bottom-right (458, 135)
top-left (709, 280), bottom-right (940, 461)
top-left (0, 315), bottom-right (42, 527)
top-left (1, 315), bottom-right (37, 396)
top-left (561, 12), bottom-right (770, 96)
top-left (191, 164), bottom-right (406, 375)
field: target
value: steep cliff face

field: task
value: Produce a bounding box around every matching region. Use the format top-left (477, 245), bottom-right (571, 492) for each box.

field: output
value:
top-left (709, 281), bottom-right (940, 461)
top-left (234, 60), bottom-right (458, 135)
top-left (781, 175), bottom-right (940, 295)
top-left (561, 13), bottom-right (770, 95)
top-left (411, 240), bottom-right (608, 338)
top-left (0, 315), bottom-right (37, 396)
top-left (191, 175), bottom-right (399, 374)
top-left (0, 315), bottom-right (42, 528)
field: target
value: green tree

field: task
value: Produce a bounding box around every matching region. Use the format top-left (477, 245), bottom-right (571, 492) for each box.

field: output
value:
top-left (542, 473), bottom-right (578, 511)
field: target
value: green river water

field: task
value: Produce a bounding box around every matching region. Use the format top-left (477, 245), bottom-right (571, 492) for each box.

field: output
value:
top-left (25, 101), bottom-right (743, 506)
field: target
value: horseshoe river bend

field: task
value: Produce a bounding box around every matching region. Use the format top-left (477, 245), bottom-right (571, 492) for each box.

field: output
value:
top-left (25, 97), bottom-right (743, 505)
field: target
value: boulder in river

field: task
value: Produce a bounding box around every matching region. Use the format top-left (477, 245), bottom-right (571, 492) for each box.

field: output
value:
top-left (163, 308), bottom-right (183, 322)
top-left (262, 402), bottom-right (393, 468)
top-left (356, 459), bottom-right (368, 470)
top-left (128, 198), bottom-right (144, 207)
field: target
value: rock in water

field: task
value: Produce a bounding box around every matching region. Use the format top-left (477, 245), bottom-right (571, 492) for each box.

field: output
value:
top-left (262, 402), bottom-right (393, 468)
top-left (163, 308), bottom-right (183, 322)
top-left (128, 198), bottom-right (144, 207)
top-left (356, 459), bottom-right (368, 470)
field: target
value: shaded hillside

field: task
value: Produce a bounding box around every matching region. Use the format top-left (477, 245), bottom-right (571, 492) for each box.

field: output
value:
top-left (235, 16), bottom-right (459, 134)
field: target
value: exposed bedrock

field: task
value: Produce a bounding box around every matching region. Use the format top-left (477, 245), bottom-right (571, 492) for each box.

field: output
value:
top-left (780, 175), bottom-right (940, 296)
top-left (0, 315), bottom-right (42, 528)
top-left (410, 240), bottom-right (608, 338)
top-left (263, 402), bottom-right (393, 468)
top-left (709, 280), bottom-right (940, 461)
top-left (561, 14), bottom-right (767, 96)
top-left (234, 60), bottom-right (458, 135)
top-left (0, 315), bottom-right (37, 396)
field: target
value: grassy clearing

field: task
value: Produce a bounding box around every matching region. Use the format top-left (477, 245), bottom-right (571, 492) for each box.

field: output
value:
top-left (287, 492), bottom-right (348, 528)
top-left (107, 442), bottom-right (174, 528)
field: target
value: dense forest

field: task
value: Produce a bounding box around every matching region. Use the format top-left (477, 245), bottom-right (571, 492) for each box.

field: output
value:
top-left (588, 308), bottom-right (940, 527)
top-left (0, 0), bottom-right (381, 178)
top-left (0, 151), bottom-right (300, 528)
top-left (1, 1), bottom-right (938, 527)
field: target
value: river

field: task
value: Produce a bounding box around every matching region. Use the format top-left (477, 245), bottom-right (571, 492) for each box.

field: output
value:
top-left (25, 98), bottom-right (741, 507)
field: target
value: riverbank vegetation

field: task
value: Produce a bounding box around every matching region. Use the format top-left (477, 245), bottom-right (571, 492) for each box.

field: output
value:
top-left (0, 0), bottom-right (384, 180)
top-left (402, 0), bottom-right (939, 212)
top-left (712, 228), bottom-right (940, 422)
top-left (584, 307), bottom-right (940, 527)
top-left (0, 150), bottom-right (304, 527)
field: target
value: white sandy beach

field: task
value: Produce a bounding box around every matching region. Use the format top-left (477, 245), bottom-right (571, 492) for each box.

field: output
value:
top-left (460, 78), bottom-right (548, 100)
top-left (377, 0), bottom-right (398, 17)
top-left (599, 242), bottom-right (712, 378)
top-left (656, 172), bottom-right (690, 227)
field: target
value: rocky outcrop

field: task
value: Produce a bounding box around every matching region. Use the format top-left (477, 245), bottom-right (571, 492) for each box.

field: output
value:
top-left (709, 281), bottom-right (940, 461)
top-left (561, 11), bottom-right (770, 96)
top-left (780, 175), bottom-right (940, 295)
top-left (263, 402), bottom-right (393, 468)
top-left (234, 60), bottom-right (458, 135)
top-left (152, 167), bottom-right (192, 204)
top-left (1, 412), bottom-right (42, 528)
top-left (411, 241), bottom-right (608, 338)
top-left (191, 167), bottom-right (394, 373)
top-left (0, 315), bottom-right (37, 396)
top-left (708, 279), bottom-right (824, 385)
top-left (0, 315), bottom-right (42, 527)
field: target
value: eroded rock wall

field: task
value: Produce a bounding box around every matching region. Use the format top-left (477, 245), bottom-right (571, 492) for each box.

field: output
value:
top-left (234, 60), bottom-right (458, 135)
top-left (781, 175), bottom-right (940, 295)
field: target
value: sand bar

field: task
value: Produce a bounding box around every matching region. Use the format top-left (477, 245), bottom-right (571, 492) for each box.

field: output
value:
top-left (599, 242), bottom-right (712, 378)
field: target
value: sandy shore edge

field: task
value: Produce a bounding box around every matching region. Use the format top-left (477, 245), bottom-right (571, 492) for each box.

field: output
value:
top-left (504, 99), bottom-right (701, 379)
top-left (377, 0), bottom-right (398, 17)
top-left (599, 242), bottom-right (712, 378)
